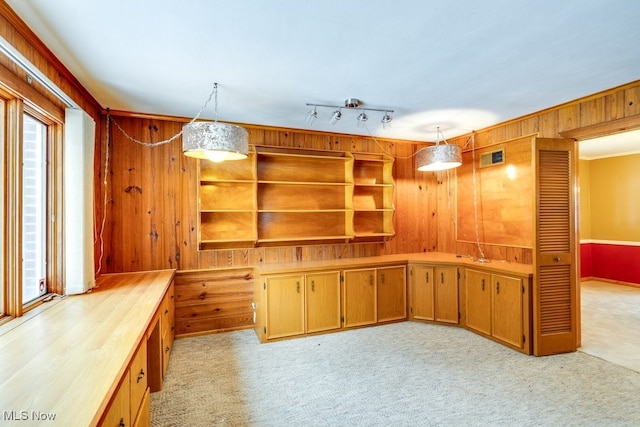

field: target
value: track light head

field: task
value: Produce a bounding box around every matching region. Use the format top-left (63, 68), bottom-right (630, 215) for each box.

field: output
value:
top-left (329, 109), bottom-right (342, 125)
top-left (356, 112), bottom-right (368, 128)
top-left (306, 106), bottom-right (318, 125)
top-left (381, 112), bottom-right (392, 129)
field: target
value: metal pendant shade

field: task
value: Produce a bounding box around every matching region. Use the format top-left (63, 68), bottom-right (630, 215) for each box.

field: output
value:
top-left (416, 143), bottom-right (462, 172)
top-left (181, 82), bottom-right (249, 162)
top-left (182, 122), bottom-right (248, 162)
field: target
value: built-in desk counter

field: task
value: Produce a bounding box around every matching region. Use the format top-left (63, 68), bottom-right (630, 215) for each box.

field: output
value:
top-left (0, 269), bottom-right (175, 426)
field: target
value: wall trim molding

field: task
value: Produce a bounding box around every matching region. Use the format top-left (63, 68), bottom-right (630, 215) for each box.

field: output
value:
top-left (580, 239), bottom-right (640, 247)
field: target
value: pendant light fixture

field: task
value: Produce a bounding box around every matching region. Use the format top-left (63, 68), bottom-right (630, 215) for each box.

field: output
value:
top-left (416, 127), bottom-right (462, 172)
top-left (182, 83), bottom-right (248, 162)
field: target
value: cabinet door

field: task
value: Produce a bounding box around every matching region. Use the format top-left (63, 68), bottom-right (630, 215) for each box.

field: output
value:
top-left (377, 266), bottom-right (406, 322)
top-left (434, 267), bottom-right (459, 324)
top-left (101, 371), bottom-right (130, 427)
top-left (306, 271), bottom-right (341, 333)
top-left (492, 274), bottom-right (523, 349)
top-left (129, 342), bottom-right (147, 422)
top-left (161, 283), bottom-right (175, 378)
top-left (410, 265), bottom-right (434, 321)
top-left (266, 275), bottom-right (305, 339)
top-left (343, 269), bottom-right (377, 328)
top-left (465, 269), bottom-right (492, 335)
top-left (132, 388), bottom-right (150, 427)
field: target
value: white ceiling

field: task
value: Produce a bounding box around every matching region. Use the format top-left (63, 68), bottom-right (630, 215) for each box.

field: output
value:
top-left (5, 0), bottom-right (640, 156)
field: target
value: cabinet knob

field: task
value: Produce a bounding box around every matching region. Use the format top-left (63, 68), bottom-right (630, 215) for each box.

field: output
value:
top-left (496, 282), bottom-right (500, 294)
top-left (440, 272), bottom-right (444, 284)
top-left (165, 346), bottom-right (170, 353)
top-left (296, 282), bottom-right (300, 293)
top-left (311, 280), bottom-right (315, 292)
top-left (137, 369), bottom-right (145, 383)
top-left (426, 271), bottom-right (429, 283)
top-left (369, 275), bottom-right (373, 285)
top-left (481, 278), bottom-right (485, 291)
top-left (553, 256), bottom-right (561, 262)
top-left (381, 273), bottom-right (385, 284)
top-left (119, 418), bottom-right (125, 427)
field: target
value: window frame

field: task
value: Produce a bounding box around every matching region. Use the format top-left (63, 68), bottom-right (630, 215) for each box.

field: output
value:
top-left (1, 85), bottom-right (64, 321)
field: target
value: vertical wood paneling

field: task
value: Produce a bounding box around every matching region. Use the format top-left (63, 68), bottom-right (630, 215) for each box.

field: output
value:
top-left (100, 116), bottom-right (445, 273)
top-left (624, 86), bottom-right (640, 116)
top-left (579, 98), bottom-right (605, 127)
top-left (603, 92), bottom-right (625, 121)
top-left (97, 78), bottom-right (640, 273)
top-left (557, 104), bottom-right (580, 133)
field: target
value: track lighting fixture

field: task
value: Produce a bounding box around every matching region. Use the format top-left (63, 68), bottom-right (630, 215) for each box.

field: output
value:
top-left (305, 98), bottom-right (394, 128)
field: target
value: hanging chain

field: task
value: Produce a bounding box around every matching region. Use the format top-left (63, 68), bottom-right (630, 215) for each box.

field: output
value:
top-left (109, 82), bottom-right (218, 147)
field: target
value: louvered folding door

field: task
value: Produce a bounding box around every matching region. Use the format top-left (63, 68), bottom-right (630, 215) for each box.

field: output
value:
top-left (533, 138), bottom-right (578, 356)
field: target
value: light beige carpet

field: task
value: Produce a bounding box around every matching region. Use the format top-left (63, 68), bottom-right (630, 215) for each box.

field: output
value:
top-left (151, 322), bottom-right (640, 426)
top-left (580, 280), bottom-right (640, 373)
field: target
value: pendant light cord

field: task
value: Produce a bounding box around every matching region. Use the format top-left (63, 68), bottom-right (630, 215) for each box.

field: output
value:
top-left (471, 132), bottom-right (488, 262)
top-left (108, 82), bottom-right (218, 147)
top-left (96, 83), bottom-right (218, 274)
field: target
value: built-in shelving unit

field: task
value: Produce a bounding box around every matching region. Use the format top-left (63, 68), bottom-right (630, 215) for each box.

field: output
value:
top-left (198, 150), bottom-right (257, 250)
top-left (256, 147), bottom-right (354, 246)
top-left (352, 153), bottom-right (395, 241)
top-left (197, 146), bottom-right (394, 250)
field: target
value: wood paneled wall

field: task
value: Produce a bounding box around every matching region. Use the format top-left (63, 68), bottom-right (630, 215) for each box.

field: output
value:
top-left (446, 80), bottom-right (640, 263)
top-left (97, 115), bottom-right (436, 273)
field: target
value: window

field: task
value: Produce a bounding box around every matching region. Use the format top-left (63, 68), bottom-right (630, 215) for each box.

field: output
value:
top-left (22, 114), bottom-right (48, 305)
top-left (0, 88), bottom-right (64, 322)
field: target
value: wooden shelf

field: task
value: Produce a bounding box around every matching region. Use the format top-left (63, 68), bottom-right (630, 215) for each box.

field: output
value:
top-left (257, 235), bottom-right (353, 243)
top-left (197, 146), bottom-right (394, 249)
top-left (258, 209), bottom-right (351, 213)
top-left (258, 180), bottom-right (350, 186)
top-left (201, 209), bottom-right (254, 213)
top-left (352, 153), bottom-right (395, 240)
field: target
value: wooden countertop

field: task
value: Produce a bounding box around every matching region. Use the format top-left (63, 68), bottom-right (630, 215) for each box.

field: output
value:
top-left (254, 252), bottom-right (533, 278)
top-left (0, 269), bottom-right (175, 427)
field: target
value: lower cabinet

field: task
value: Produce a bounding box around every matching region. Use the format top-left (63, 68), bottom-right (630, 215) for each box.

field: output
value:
top-left (101, 370), bottom-right (130, 427)
top-left (265, 274), bottom-right (306, 339)
top-left (101, 340), bottom-right (149, 426)
top-left (306, 271), bottom-right (342, 333)
top-left (465, 268), bottom-right (531, 353)
top-left (409, 264), bottom-right (459, 324)
top-left (255, 265), bottom-right (405, 341)
top-left (263, 271), bottom-right (341, 340)
top-left (376, 266), bottom-right (407, 322)
top-left (343, 265), bottom-right (407, 328)
top-left (252, 260), bottom-right (530, 354)
top-left (161, 282), bottom-right (175, 377)
top-left (343, 268), bottom-right (377, 328)
top-left (147, 281), bottom-right (175, 393)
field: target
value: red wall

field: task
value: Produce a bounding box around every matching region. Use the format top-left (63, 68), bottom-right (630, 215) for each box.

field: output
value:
top-left (580, 242), bottom-right (640, 285)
